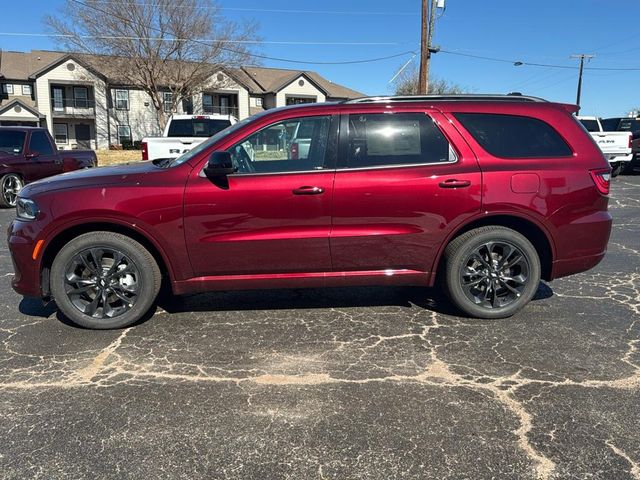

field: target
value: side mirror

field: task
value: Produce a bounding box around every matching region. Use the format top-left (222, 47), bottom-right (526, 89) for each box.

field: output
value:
top-left (204, 151), bottom-right (236, 178)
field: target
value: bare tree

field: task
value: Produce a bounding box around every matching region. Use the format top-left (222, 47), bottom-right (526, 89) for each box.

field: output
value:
top-left (393, 64), bottom-right (465, 96)
top-left (46, 0), bottom-right (259, 128)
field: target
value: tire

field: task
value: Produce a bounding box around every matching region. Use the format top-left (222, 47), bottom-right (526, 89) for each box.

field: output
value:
top-left (0, 173), bottom-right (24, 208)
top-left (443, 226), bottom-right (541, 319)
top-left (610, 162), bottom-right (623, 177)
top-left (50, 232), bottom-right (161, 329)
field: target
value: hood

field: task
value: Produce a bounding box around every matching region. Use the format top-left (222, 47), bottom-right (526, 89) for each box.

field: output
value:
top-left (20, 161), bottom-right (162, 197)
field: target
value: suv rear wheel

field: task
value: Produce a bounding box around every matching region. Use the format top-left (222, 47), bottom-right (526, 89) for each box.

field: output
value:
top-left (50, 232), bottom-right (161, 329)
top-left (443, 226), bottom-right (541, 319)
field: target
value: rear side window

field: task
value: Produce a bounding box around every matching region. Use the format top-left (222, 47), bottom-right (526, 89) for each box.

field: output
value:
top-left (454, 113), bottom-right (572, 158)
top-left (167, 119), bottom-right (231, 137)
top-left (345, 113), bottom-right (455, 168)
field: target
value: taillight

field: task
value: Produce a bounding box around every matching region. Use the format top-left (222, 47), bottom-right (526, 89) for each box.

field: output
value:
top-left (290, 142), bottom-right (299, 160)
top-left (141, 141), bottom-right (148, 160)
top-left (629, 133), bottom-right (633, 149)
top-left (590, 168), bottom-right (611, 195)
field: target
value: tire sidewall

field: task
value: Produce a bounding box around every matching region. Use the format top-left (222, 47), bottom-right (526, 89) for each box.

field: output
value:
top-left (50, 233), bottom-right (159, 329)
top-left (446, 229), bottom-right (541, 319)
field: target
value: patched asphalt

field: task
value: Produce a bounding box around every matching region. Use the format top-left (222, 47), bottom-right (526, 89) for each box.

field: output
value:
top-left (0, 176), bottom-right (638, 479)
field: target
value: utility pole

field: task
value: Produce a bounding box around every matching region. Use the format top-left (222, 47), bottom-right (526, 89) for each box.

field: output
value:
top-left (570, 54), bottom-right (594, 107)
top-left (418, 0), bottom-right (438, 94)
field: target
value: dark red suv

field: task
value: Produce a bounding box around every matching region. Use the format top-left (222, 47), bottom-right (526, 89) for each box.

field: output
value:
top-left (8, 95), bottom-right (612, 329)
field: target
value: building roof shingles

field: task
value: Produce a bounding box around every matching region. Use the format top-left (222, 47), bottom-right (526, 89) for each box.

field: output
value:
top-left (0, 50), bottom-right (365, 100)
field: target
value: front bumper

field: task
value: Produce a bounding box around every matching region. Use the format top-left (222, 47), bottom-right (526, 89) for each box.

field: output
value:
top-left (7, 219), bottom-right (42, 297)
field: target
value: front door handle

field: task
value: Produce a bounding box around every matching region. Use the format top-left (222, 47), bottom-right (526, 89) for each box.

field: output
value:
top-left (292, 186), bottom-right (325, 195)
top-left (439, 179), bottom-right (471, 189)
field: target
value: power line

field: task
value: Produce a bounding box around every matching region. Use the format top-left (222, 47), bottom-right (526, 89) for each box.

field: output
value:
top-left (84, 0), bottom-right (415, 16)
top-left (0, 32), bottom-right (402, 46)
top-left (67, 0), bottom-right (415, 65)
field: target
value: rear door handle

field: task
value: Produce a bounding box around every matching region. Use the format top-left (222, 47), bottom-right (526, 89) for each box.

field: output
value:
top-left (439, 179), bottom-right (471, 188)
top-left (292, 186), bottom-right (324, 195)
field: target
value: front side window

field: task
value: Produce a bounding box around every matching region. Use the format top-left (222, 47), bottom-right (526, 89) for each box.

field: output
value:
top-left (115, 89), bottom-right (129, 110)
top-left (228, 115), bottom-right (331, 174)
top-left (29, 131), bottom-right (54, 155)
top-left (455, 113), bottom-right (572, 158)
top-left (53, 124), bottom-right (68, 144)
top-left (117, 125), bottom-right (132, 144)
top-left (345, 113), bottom-right (455, 168)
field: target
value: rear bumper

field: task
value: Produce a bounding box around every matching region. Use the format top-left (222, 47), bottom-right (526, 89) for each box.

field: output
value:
top-left (550, 210), bottom-right (612, 280)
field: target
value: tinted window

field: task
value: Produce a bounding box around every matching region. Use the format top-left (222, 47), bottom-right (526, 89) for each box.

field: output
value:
top-left (0, 131), bottom-right (26, 155)
top-left (228, 116), bottom-right (331, 174)
top-left (579, 119), bottom-right (600, 132)
top-left (29, 131), bottom-right (55, 155)
top-left (346, 113), bottom-right (454, 168)
top-left (167, 119), bottom-right (231, 137)
top-left (617, 118), bottom-right (640, 133)
top-left (455, 113), bottom-right (572, 158)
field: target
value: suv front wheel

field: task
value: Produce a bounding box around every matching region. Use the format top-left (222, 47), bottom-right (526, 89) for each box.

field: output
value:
top-left (443, 226), bottom-right (541, 319)
top-left (50, 232), bottom-right (161, 329)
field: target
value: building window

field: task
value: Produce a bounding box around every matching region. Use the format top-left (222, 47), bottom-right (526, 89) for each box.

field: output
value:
top-left (255, 97), bottom-right (263, 107)
top-left (52, 87), bottom-right (65, 111)
top-left (163, 92), bottom-right (173, 113)
top-left (2, 84), bottom-right (13, 95)
top-left (286, 96), bottom-right (316, 106)
top-left (114, 89), bottom-right (129, 110)
top-left (22, 85), bottom-right (32, 96)
top-left (73, 87), bottom-right (89, 108)
top-left (117, 125), bottom-right (132, 145)
top-left (53, 124), bottom-right (68, 144)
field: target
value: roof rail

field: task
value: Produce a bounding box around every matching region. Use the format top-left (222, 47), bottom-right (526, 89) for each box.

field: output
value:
top-left (344, 94), bottom-right (548, 104)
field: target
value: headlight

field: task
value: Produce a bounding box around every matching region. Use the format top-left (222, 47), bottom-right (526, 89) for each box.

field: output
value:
top-left (16, 198), bottom-right (39, 221)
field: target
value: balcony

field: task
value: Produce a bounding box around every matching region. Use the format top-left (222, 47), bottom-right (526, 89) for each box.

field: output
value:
top-left (202, 105), bottom-right (239, 117)
top-left (51, 97), bottom-right (96, 117)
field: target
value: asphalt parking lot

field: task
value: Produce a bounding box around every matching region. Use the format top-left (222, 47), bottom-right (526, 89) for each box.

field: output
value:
top-left (0, 176), bottom-right (638, 480)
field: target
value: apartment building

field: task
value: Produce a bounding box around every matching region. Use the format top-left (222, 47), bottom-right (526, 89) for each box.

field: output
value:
top-left (0, 50), bottom-right (363, 150)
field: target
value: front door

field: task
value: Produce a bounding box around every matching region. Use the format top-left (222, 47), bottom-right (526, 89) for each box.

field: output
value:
top-left (184, 114), bottom-right (337, 276)
top-left (218, 95), bottom-right (230, 115)
top-left (330, 110), bottom-right (482, 275)
top-left (75, 124), bottom-right (92, 149)
top-left (26, 130), bottom-right (62, 182)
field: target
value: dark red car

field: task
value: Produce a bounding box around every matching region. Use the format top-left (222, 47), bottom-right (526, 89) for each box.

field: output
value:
top-left (8, 95), bottom-right (612, 329)
top-left (0, 127), bottom-right (97, 208)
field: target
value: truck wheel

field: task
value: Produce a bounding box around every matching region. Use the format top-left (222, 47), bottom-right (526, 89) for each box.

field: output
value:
top-left (0, 173), bottom-right (23, 208)
top-left (443, 226), bottom-right (541, 319)
top-left (611, 163), bottom-right (623, 177)
top-left (50, 232), bottom-right (161, 329)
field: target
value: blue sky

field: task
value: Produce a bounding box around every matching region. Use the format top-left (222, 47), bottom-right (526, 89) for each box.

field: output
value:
top-left (1, 0), bottom-right (639, 117)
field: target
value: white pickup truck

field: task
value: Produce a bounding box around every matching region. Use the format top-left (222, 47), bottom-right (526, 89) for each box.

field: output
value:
top-left (141, 114), bottom-right (236, 161)
top-left (577, 116), bottom-right (632, 176)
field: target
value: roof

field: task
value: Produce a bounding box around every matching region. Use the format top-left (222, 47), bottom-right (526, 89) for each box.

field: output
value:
top-left (0, 50), bottom-right (364, 99)
top-left (240, 66), bottom-right (364, 99)
top-left (0, 98), bottom-right (42, 118)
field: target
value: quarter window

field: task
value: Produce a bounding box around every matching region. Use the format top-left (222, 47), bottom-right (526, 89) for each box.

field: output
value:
top-left (29, 131), bottom-right (55, 155)
top-left (454, 113), bottom-right (572, 158)
top-left (53, 124), bottom-right (68, 144)
top-left (228, 115), bottom-right (331, 174)
top-left (114, 89), bottom-right (129, 110)
top-left (345, 113), bottom-right (455, 168)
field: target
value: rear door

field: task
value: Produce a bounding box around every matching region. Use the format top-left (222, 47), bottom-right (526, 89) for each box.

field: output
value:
top-left (183, 114), bottom-right (338, 276)
top-left (330, 109), bottom-right (482, 275)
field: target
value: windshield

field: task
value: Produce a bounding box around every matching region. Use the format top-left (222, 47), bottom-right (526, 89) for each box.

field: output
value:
top-left (579, 119), bottom-right (600, 132)
top-left (167, 113), bottom-right (262, 168)
top-left (0, 130), bottom-right (26, 155)
top-left (167, 118), bottom-right (231, 137)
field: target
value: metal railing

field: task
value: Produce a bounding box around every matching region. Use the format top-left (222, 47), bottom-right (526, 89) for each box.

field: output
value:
top-left (202, 105), bottom-right (239, 117)
top-left (51, 98), bottom-right (96, 115)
